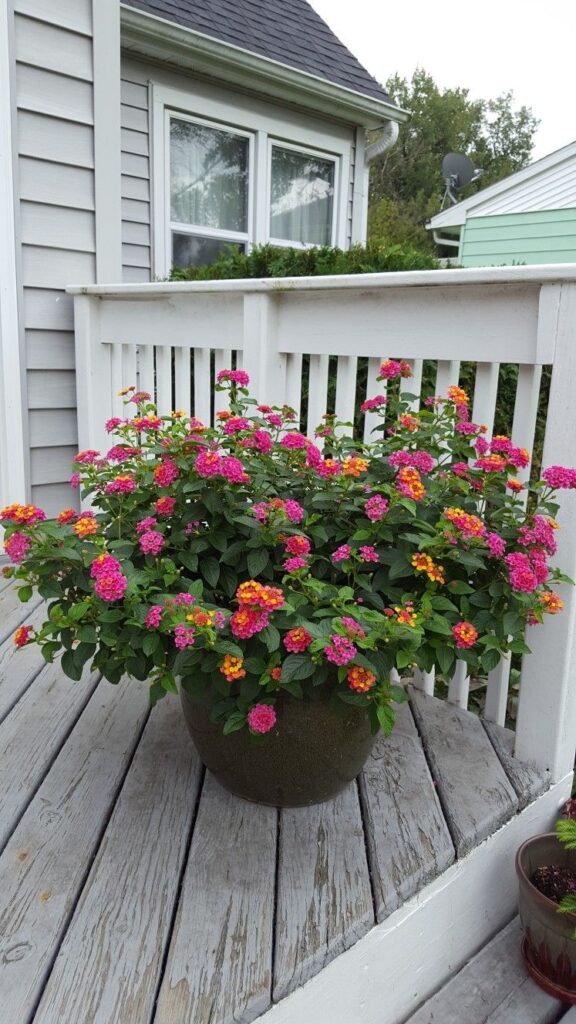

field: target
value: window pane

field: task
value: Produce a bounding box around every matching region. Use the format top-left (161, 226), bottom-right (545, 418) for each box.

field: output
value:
top-left (270, 147), bottom-right (335, 245)
top-left (170, 118), bottom-right (249, 232)
top-left (172, 232), bottom-right (245, 269)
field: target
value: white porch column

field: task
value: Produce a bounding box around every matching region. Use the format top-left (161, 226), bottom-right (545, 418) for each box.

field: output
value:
top-left (0, 1), bottom-right (27, 511)
top-left (515, 282), bottom-right (576, 781)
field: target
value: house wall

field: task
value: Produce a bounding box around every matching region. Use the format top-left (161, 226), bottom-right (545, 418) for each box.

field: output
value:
top-left (12, 0), bottom-right (97, 515)
top-left (460, 208), bottom-right (576, 267)
top-left (120, 55), bottom-right (359, 282)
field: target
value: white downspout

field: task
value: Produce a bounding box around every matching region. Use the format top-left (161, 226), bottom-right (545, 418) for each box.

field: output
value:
top-left (366, 119), bottom-right (400, 163)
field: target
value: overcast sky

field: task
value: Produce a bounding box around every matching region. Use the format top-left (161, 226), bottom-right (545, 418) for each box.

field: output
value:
top-left (309, 0), bottom-right (574, 161)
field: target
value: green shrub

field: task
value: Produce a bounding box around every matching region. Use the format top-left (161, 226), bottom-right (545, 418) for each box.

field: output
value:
top-left (169, 242), bottom-right (439, 281)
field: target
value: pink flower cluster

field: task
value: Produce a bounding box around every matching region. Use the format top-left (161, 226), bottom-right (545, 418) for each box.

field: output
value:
top-left (106, 445), bottom-right (140, 462)
top-left (230, 607), bottom-right (269, 638)
top-left (518, 515), bottom-right (557, 556)
top-left (91, 554), bottom-right (128, 602)
top-left (332, 544), bottom-right (352, 563)
top-left (388, 450), bottom-right (435, 473)
top-left (505, 552), bottom-right (539, 593)
top-left (325, 634), bottom-right (357, 665)
top-left (154, 458), bottom-right (179, 487)
top-left (486, 532), bottom-right (506, 558)
top-left (341, 617), bottom-right (366, 639)
top-left (542, 466), bottom-right (576, 489)
top-left (139, 530), bottom-right (165, 555)
top-left (378, 359), bottom-right (412, 380)
top-left (154, 496), bottom-right (175, 517)
top-left (360, 395), bottom-right (387, 413)
top-left (283, 534), bottom-right (311, 573)
top-left (174, 624), bottom-right (195, 649)
top-left (247, 703), bottom-right (276, 734)
top-left (216, 368), bottom-right (250, 387)
top-left (105, 475), bottom-right (136, 494)
top-left (455, 421), bottom-right (481, 436)
top-left (145, 605), bottom-right (163, 628)
top-left (252, 498), bottom-right (304, 524)
top-left (365, 494), bottom-right (389, 522)
top-left (194, 450), bottom-right (250, 484)
top-left (105, 417), bottom-right (123, 433)
top-left (74, 449), bottom-right (100, 465)
top-left (359, 545), bottom-right (379, 563)
top-left (223, 416), bottom-right (251, 435)
top-left (4, 531), bottom-right (31, 563)
top-left (280, 432), bottom-right (308, 450)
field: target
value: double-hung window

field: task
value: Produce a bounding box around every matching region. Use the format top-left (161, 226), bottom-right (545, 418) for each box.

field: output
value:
top-left (168, 113), bottom-right (252, 268)
top-left (268, 142), bottom-right (336, 248)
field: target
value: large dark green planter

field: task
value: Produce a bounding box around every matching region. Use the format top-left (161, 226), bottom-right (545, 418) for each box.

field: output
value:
top-left (516, 833), bottom-right (576, 1002)
top-left (180, 686), bottom-right (377, 807)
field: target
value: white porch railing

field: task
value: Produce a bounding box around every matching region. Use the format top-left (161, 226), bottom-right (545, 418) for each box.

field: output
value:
top-left (68, 265), bottom-right (576, 783)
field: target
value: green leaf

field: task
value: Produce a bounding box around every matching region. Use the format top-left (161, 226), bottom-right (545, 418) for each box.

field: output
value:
top-left (223, 711), bottom-right (247, 735)
top-left (435, 645), bottom-right (455, 676)
top-left (395, 649), bottom-right (414, 669)
top-left (78, 624), bottom-right (97, 644)
top-left (61, 649), bottom-right (83, 681)
top-left (244, 656), bottom-right (268, 674)
top-left (200, 557), bottom-right (220, 588)
top-left (281, 653), bottom-right (316, 682)
top-left (425, 614), bottom-right (453, 636)
top-left (41, 641), bottom-right (61, 663)
top-left (280, 679), bottom-right (304, 698)
top-left (143, 633), bottom-right (161, 657)
top-left (247, 547), bottom-right (269, 578)
top-left (17, 585), bottom-right (33, 603)
top-left (481, 647), bottom-right (501, 673)
top-left (38, 580), bottom-right (62, 599)
top-left (390, 684), bottom-right (408, 704)
top-left (260, 625), bottom-right (281, 652)
top-left (377, 703), bottom-right (395, 735)
top-left (447, 580), bottom-right (475, 595)
top-left (215, 639), bottom-right (244, 659)
top-left (178, 552), bottom-right (199, 573)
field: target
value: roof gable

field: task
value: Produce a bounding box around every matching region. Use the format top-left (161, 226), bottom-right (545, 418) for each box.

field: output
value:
top-left (429, 139), bottom-right (576, 230)
top-left (122, 0), bottom-right (390, 103)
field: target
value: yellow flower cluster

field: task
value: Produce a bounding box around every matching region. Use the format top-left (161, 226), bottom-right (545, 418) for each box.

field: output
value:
top-left (411, 552), bottom-right (445, 584)
top-left (219, 654), bottom-right (246, 683)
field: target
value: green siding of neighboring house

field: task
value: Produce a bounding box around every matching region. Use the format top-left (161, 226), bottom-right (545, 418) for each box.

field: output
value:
top-left (459, 208), bottom-right (576, 266)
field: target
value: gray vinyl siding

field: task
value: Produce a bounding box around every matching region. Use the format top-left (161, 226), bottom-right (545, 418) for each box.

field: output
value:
top-left (121, 74), bottom-right (152, 282)
top-left (13, 2), bottom-right (96, 517)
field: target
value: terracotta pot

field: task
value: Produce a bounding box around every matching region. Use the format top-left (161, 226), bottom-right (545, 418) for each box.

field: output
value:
top-left (180, 686), bottom-right (377, 807)
top-left (516, 832), bottom-right (576, 1002)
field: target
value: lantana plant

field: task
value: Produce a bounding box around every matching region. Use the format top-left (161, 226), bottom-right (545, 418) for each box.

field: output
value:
top-left (3, 363), bottom-right (574, 737)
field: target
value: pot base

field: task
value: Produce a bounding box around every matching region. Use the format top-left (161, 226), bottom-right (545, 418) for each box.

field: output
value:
top-left (180, 687), bottom-right (377, 807)
top-left (521, 938), bottom-right (576, 1004)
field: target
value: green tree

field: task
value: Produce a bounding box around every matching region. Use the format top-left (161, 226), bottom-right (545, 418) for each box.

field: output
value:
top-left (368, 69), bottom-right (539, 251)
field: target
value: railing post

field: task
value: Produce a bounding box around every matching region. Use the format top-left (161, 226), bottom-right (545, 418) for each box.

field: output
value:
top-left (242, 292), bottom-right (285, 403)
top-left (515, 282), bottom-right (576, 781)
top-left (73, 293), bottom-right (113, 457)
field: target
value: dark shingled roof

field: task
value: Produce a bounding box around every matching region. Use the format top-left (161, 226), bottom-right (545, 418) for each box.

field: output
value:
top-left (123, 0), bottom-right (391, 103)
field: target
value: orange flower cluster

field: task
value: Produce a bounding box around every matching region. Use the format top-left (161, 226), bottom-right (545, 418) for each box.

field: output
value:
top-left (236, 580), bottom-right (284, 610)
top-left (0, 502), bottom-right (45, 524)
top-left (73, 516), bottom-right (98, 539)
top-left (219, 654), bottom-right (246, 683)
top-left (411, 552), bottom-right (445, 584)
top-left (398, 413), bottom-right (420, 432)
top-left (540, 591), bottom-right (564, 614)
top-left (447, 385), bottom-right (469, 406)
top-left (395, 602), bottom-right (417, 627)
top-left (444, 507), bottom-right (486, 538)
top-left (507, 478), bottom-right (524, 492)
top-left (186, 607), bottom-right (217, 627)
top-left (57, 508), bottom-right (77, 524)
top-left (452, 621), bottom-right (478, 648)
top-left (347, 666), bottom-right (377, 693)
top-left (342, 456), bottom-right (369, 478)
top-left (397, 467), bottom-right (425, 501)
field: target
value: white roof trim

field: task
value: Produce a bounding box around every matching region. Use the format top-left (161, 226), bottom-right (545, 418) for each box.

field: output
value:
top-left (120, 4), bottom-right (408, 129)
top-left (428, 139), bottom-right (576, 230)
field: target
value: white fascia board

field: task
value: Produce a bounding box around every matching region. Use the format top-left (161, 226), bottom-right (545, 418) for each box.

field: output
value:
top-left (119, 4), bottom-right (408, 130)
top-left (428, 138), bottom-right (576, 230)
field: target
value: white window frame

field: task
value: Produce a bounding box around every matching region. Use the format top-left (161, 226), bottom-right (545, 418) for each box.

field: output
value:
top-left (267, 138), bottom-right (339, 250)
top-left (151, 83), bottom-right (352, 276)
top-left (165, 109), bottom-right (254, 272)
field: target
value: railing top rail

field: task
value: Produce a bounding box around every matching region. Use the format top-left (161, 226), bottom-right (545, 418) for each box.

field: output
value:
top-left (67, 263), bottom-right (576, 299)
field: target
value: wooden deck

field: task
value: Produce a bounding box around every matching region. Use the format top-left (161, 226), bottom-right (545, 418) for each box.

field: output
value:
top-left (0, 581), bottom-right (553, 1024)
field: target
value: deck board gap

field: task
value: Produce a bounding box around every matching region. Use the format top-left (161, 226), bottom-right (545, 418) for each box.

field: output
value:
top-left (27, 704), bottom-right (153, 1024)
top-left (0, 671), bottom-right (102, 858)
top-left (148, 765), bottom-right (207, 1024)
top-left (356, 777), bottom-right (379, 923)
top-left (269, 806), bottom-right (281, 1007)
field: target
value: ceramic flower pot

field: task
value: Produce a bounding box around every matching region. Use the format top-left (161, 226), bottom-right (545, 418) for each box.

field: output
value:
top-left (516, 833), bottom-right (576, 1002)
top-left (180, 685), bottom-right (377, 807)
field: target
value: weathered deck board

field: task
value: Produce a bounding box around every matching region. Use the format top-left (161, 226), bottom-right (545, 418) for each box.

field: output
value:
top-left (32, 697), bottom-right (203, 1024)
top-left (0, 678), bottom-right (149, 1024)
top-left (358, 701), bottom-right (455, 923)
top-left (410, 688), bottom-right (519, 856)
top-left (406, 918), bottom-right (563, 1024)
top-left (273, 781), bottom-right (373, 1002)
top-left (0, 663), bottom-right (100, 850)
top-left (0, 603), bottom-right (47, 723)
top-left (484, 720), bottom-right (550, 810)
top-left (0, 584), bottom-right (42, 645)
top-left (154, 772), bottom-right (277, 1024)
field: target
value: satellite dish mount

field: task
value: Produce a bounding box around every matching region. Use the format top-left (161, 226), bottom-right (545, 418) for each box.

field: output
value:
top-left (441, 152), bottom-right (484, 208)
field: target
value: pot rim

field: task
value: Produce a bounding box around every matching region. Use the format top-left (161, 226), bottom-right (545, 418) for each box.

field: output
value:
top-left (516, 831), bottom-right (576, 921)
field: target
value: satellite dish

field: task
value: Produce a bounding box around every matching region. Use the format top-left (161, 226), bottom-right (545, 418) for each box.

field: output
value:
top-left (441, 152), bottom-right (484, 207)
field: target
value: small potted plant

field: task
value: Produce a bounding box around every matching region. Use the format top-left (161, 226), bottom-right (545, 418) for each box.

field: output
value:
top-left (516, 804), bottom-right (576, 1002)
top-left (3, 363), bottom-right (575, 806)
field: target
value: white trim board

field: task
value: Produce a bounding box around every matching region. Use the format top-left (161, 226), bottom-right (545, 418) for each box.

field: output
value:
top-left (258, 776), bottom-right (572, 1024)
top-left (0, 1), bottom-right (28, 508)
top-left (93, 0), bottom-right (122, 282)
